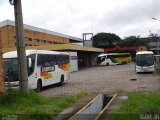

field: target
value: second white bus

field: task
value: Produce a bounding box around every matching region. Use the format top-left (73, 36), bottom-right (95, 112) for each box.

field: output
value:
top-left (135, 51), bottom-right (155, 73)
top-left (96, 53), bottom-right (132, 66)
top-left (3, 50), bottom-right (70, 92)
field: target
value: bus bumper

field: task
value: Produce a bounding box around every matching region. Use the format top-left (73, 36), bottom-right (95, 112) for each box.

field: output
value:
top-left (5, 81), bottom-right (19, 91)
top-left (136, 66), bottom-right (154, 72)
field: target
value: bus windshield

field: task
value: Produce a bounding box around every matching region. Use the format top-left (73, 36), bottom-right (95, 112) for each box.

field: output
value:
top-left (4, 58), bottom-right (19, 82)
top-left (96, 56), bottom-right (105, 63)
top-left (136, 54), bottom-right (154, 66)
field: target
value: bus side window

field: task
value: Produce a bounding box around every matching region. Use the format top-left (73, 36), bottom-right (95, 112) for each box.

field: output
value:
top-left (56, 56), bottom-right (62, 65)
top-left (107, 55), bottom-right (111, 59)
top-left (108, 55), bottom-right (113, 59)
top-left (44, 55), bottom-right (52, 66)
top-left (51, 55), bottom-right (57, 65)
top-left (37, 54), bottom-right (44, 66)
top-left (65, 55), bottom-right (69, 63)
top-left (61, 55), bottom-right (66, 64)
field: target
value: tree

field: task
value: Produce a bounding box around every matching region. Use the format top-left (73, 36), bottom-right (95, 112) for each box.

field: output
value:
top-left (119, 36), bottom-right (150, 49)
top-left (149, 33), bottom-right (159, 37)
top-left (92, 32), bottom-right (121, 48)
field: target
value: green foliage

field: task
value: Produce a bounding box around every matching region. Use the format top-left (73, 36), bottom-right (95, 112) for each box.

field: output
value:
top-left (93, 32), bottom-right (121, 48)
top-left (109, 92), bottom-right (160, 120)
top-left (119, 36), bottom-right (151, 49)
top-left (0, 91), bottom-right (87, 120)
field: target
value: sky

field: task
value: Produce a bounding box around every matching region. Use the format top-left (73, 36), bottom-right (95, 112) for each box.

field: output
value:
top-left (1, 0), bottom-right (160, 39)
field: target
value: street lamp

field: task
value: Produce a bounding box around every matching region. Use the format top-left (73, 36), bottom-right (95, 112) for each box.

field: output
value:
top-left (152, 17), bottom-right (160, 21)
top-left (9, 0), bottom-right (17, 5)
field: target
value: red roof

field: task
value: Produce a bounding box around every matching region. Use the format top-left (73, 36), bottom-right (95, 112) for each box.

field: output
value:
top-left (104, 45), bottom-right (146, 53)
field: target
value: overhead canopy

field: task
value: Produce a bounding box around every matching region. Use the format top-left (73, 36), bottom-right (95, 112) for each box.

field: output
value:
top-left (3, 44), bottom-right (104, 53)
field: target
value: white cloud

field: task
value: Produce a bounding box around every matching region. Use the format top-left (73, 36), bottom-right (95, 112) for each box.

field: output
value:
top-left (0, 2), bottom-right (14, 21)
top-left (1, 0), bottom-right (160, 39)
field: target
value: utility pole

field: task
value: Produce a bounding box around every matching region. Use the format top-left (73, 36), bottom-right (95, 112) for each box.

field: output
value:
top-left (9, 0), bottom-right (28, 93)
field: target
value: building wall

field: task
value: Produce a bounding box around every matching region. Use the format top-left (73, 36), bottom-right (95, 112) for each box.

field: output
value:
top-left (0, 25), bottom-right (70, 49)
top-left (140, 37), bottom-right (160, 54)
top-left (69, 52), bottom-right (78, 72)
top-left (0, 26), bottom-right (10, 49)
top-left (84, 40), bottom-right (93, 47)
top-left (0, 31), bottom-right (5, 93)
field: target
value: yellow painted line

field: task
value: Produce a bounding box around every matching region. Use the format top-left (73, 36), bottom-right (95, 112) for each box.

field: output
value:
top-left (68, 94), bottom-right (102, 120)
top-left (95, 94), bottom-right (117, 120)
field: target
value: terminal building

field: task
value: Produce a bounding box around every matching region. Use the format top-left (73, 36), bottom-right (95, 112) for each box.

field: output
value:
top-left (140, 37), bottom-right (160, 55)
top-left (0, 20), bottom-right (103, 72)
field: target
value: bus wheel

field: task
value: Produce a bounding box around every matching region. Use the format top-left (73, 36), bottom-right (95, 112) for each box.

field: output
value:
top-left (106, 63), bottom-right (109, 66)
top-left (59, 75), bottom-right (64, 85)
top-left (36, 80), bottom-right (42, 93)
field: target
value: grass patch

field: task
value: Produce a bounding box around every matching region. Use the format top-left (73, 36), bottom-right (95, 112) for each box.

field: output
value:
top-left (110, 92), bottom-right (160, 120)
top-left (0, 91), bottom-right (87, 120)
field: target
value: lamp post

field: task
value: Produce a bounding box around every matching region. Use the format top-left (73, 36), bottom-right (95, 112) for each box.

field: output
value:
top-left (152, 17), bottom-right (160, 55)
top-left (152, 18), bottom-right (160, 21)
top-left (9, 0), bottom-right (28, 93)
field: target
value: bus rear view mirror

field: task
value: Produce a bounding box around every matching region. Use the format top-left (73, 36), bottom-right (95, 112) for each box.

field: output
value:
top-left (28, 58), bottom-right (32, 67)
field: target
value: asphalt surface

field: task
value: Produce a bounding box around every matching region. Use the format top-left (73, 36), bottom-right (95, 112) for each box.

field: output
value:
top-left (40, 63), bottom-right (160, 98)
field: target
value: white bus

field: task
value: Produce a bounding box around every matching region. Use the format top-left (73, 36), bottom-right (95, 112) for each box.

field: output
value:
top-left (96, 53), bottom-right (132, 66)
top-left (3, 50), bottom-right (70, 92)
top-left (135, 51), bottom-right (154, 73)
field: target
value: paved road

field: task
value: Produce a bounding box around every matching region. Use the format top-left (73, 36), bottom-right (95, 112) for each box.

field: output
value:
top-left (40, 63), bottom-right (160, 98)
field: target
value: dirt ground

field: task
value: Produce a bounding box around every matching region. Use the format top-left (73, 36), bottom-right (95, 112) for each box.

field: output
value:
top-left (40, 63), bottom-right (160, 97)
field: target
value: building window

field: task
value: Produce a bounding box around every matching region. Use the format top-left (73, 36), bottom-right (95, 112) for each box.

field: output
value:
top-left (25, 44), bottom-right (32, 46)
top-left (25, 37), bottom-right (32, 41)
top-left (41, 40), bottom-right (46, 43)
top-left (53, 42), bottom-right (57, 44)
top-left (33, 39), bottom-right (40, 42)
top-left (29, 38), bottom-right (32, 41)
top-left (48, 41), bottom-right (52, 44)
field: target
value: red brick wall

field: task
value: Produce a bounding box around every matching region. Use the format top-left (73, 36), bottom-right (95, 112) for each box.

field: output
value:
top-left (0, 31), bottom-right (5, 93)
top-left (0, 25), bottom-right (70, 49)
